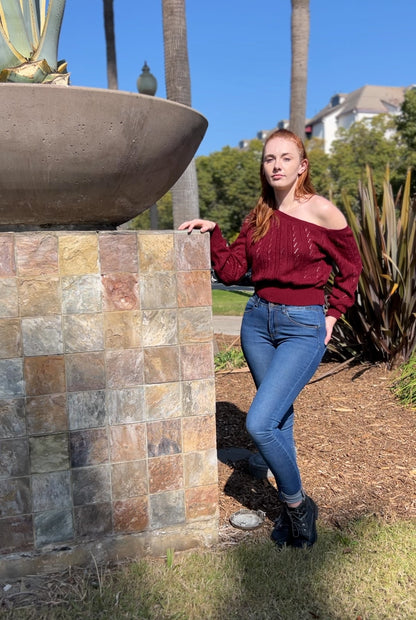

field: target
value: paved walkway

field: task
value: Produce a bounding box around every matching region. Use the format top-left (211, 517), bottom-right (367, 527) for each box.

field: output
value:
top-left (212, 315), bottom-right (242, 336)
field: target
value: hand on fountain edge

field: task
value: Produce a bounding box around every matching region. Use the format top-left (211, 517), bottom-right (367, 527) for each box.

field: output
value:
top-left (178, 219), bottom-right (216, 233)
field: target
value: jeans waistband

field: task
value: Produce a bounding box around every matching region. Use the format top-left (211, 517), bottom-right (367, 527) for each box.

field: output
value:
top-left (253, 293), bottom-right (324, 310)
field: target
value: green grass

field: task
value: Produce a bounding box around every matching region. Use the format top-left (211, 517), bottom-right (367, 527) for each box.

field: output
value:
top-left (391, 354), bottom-right (416, 408)
top-left (6, 517), bottom-right (416, 619)
top-left (212, 289), bottom-right (252, 316)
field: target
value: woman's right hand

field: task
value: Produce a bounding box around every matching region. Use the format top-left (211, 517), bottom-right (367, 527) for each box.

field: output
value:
top-left (178, 219), bottom-right (216, 233)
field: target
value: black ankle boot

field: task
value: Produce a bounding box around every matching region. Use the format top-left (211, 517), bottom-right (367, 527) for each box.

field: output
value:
top-left (270, 506), bottom-right (292, 547)
top-left (285, 495), bottom-right (318, 548)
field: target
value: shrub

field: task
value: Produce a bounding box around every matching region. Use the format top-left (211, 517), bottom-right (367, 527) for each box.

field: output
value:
top-left (331, 167), bottom-right (416, 367)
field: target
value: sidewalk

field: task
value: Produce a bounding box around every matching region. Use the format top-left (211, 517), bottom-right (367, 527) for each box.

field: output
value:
top-left (212, 315), bottom-right (242, 336)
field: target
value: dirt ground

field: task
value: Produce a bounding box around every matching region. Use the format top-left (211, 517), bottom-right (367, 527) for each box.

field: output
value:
top-left (214, 334), bottom-right (416, 542)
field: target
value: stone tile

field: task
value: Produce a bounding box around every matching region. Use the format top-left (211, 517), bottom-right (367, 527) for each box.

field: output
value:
top-left (143, 346), bottom-right (179, 384)
top-left (180, 343), bottom-right (214, 381)
top-left (72, 465), bottom-right (111, 506)
top-left (139, 272), bottom-right (176, 310)
top-left (70, 428), bottom-right (109, 467)
top-left (15, 233), bottom-right (59, 277)
top-left (0, 278), bottom-right (18, 317)
top-left (26, 394), bottom-right (67, 435)
top-left (111, 460), bottom-right (148, 499)
top-left (147, 419), bottom-right (181, 457)
top-left (62, 274), bottom-right (102, 314)
top-left (32, 471), bottom-right (71, 512)
top-left (34, 509), bottom-right (74, 547)
top-left (145, 382), bottom-right (181, 421)
top-left (184, 449), bottom-right (218, 487)
top-left (182, 379), bottom-right (216, 417)
top-left (141, 309), bottom-right (178, 347)
top-left (22, 316), bottom-right (63, 356)
top-left (0, 477), bottom-right (31, 517)
top-left (74, 502), bottom-right (113, 538)
top-left (0, 438), bottom-right (29, 477)
top-left (106, 387), bottom-right (145, 425)
top-left (0, 515), bottom-right (33, 553)
top-left (149, 490), bottom-right (185, 529)
top-left (177, 270), bottom-right (212, 308)
top-left (0, 233), bottom-right (15, 276)
top-left (106, 349), bottom-right (144, 389)
top-left (102, 273), bottom-right (139, 311)
top-left (113, 496), bottom-right (149, 533)
top-left (66, 352), bottom-right (106, 392)
top-left (182, 414), bottom-right (217, 453)
top-left (148, 454), bottom-right (183, 494)
top-left (178, 307), bottom-right (213, 344)
top-left (175, 231), bottom-right (210, 271)
top-left (29, 433), bottom-right (69, 473)
top-left (104, 311), bottom-right (142, 349)
top-left (24, 355), bottom-right (65, 396)
top-left (67, 390), bottom-right (106, 430)
top-left (98, 232), bottom-right (138, 273)
top-left (0, 318), bottom-right (22, 358)
top-left (0, 398), bottom-right (26, 438)
top-left (109, 423), bottom-right (147, 463)
top-left (18, 277), bottom-right (61, 316)
top-left (58, 234), bottom-right (99, 276)
top-left (0, 359), bottom-right (24, 398)
top-left (63, 313), bottom-right (104, 353)
top-left (138, 233), bottom-right (174, 273)
top-left (185, 485), bottom-right (218, 520)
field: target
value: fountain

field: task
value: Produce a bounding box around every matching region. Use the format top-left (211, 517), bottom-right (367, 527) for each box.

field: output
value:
top-left (0, 81), bottom-right (219, 578)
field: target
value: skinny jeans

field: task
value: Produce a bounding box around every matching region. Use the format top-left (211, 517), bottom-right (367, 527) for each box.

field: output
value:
top-left (241, 294), bottom-right (326, 504)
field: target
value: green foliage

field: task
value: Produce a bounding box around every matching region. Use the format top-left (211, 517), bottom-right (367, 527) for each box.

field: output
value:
top-left (0, 0), bottom-right (68, 83)
top-left (391, 353), bottom-right (416, 407)
top-left (214, 347), bottom-right (246, 371)
top-left (329, 115), bottom-right (404, 211)
top-left (197, 140), bottom-right (263, 240)
top-left (332, 167), bottom-right (416, 366)
top-left (306, 137), bottom-right (333, 199)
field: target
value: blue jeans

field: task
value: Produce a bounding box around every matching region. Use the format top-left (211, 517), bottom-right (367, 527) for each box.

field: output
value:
top-left (241, 294), bottom-right (326, 504)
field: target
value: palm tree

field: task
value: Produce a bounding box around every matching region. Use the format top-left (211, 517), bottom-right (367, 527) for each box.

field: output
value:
top-left (103, 0), bottom-right (118, 89)
top-left (162, 0), bottom-right (200, 228)
top-left (289, 0), bottom-right (310, 138)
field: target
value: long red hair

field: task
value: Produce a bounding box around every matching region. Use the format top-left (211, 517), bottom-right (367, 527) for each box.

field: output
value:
top-left (247, 129), bottom-right (316, 242)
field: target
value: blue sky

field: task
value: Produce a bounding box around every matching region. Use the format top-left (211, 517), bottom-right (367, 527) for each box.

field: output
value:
top-left (59, 0), bottom-right (415, 157)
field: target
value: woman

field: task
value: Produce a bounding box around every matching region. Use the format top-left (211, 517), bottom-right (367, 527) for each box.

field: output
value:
top-left (179, 129), bottom-right (362, 548)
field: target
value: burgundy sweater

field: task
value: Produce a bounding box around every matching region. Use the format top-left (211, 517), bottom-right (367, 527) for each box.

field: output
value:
top-left (210, 210), bottom-right (362, 320)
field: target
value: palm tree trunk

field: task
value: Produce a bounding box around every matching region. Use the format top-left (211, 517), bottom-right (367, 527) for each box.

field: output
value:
top-left (103, 0), bottom-right (118, 90)
top-left (289, 0), bottom-right (310, 138)
top-left (162, 0), bottom-right (200, 227)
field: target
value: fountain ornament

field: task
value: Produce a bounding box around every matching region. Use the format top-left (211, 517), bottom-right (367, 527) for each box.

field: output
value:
top-left (0, 0), bottom-right (208, 230)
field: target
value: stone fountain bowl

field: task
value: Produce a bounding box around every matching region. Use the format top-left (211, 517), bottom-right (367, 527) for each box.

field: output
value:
top-left (0, 83), bottom-right (208, 229)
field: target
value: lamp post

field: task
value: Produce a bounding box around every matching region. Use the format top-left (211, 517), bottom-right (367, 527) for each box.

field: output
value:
top-left (137, 62), bottom-right (158, 229)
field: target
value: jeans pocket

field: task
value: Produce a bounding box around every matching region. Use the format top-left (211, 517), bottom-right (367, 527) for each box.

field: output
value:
top-left (243, 295), bottom-right (258, 314)
top-left (284, 306), bottom-right (323, 329)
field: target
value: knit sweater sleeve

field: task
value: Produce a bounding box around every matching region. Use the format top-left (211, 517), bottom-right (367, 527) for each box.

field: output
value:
top-left (209, 222), bottom-right (250, 285)
top-left (323, 226), bottom-right (362, 320)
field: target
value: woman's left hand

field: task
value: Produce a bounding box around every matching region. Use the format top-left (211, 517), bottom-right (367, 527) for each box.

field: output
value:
top-left (324, 316), bottom-right (337, 346)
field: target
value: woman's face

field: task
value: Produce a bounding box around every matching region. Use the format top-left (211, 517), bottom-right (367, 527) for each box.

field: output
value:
top-left (262, 136), bottom-right (307, 193)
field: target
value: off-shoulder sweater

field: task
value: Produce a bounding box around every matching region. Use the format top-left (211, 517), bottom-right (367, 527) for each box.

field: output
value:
top-left (210, 210), bottom-right (362, 320)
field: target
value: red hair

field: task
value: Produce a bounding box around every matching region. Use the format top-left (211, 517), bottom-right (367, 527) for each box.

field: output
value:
top-left (247, 129), bottom-right (316, 242)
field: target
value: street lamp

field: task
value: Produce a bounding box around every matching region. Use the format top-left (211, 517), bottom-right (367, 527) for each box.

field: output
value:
top-left (137, 61), bottom-right (158, 229)
top-left (137, 61), bottom-right (157, 96)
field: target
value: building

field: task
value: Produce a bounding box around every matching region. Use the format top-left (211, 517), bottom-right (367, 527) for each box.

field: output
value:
top-left (240, 85), bottom-right (411, 154)
top-left (305, 85), bottom-right (407, 153)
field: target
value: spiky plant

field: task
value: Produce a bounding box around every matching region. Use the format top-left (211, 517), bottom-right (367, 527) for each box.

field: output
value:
top-left (330, 166), bottom-right (416, 367)
top-left (0, 0), bottom-right (68, 83)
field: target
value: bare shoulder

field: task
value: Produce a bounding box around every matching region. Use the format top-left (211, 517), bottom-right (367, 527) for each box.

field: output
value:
top-left (306, 195), bottom-right (347, 230)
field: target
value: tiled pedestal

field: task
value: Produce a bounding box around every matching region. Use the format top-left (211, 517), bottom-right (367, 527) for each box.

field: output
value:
top-left (0, 230), bottom-right (218, 578)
